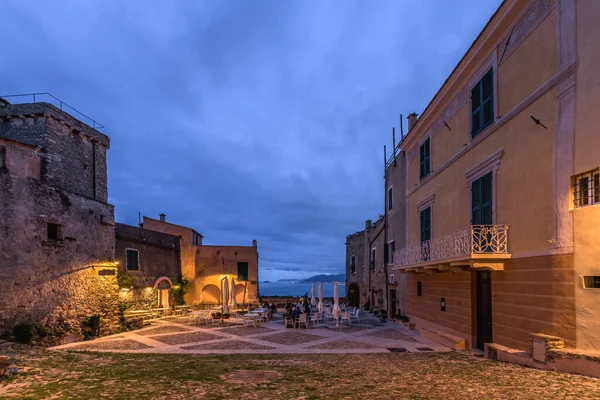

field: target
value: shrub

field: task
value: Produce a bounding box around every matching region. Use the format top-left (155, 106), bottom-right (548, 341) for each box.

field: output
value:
top-left (35, 325), bottom-right (49, 338)
top-left (172, 275), bottom-right (189, 306)
top-left (117, 271), bottom-right (136, 289)
top-left (13, 323), bottom-right (33, 344)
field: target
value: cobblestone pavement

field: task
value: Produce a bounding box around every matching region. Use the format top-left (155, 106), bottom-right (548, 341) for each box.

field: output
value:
top-left (52, 316), bottom-right (449, 355)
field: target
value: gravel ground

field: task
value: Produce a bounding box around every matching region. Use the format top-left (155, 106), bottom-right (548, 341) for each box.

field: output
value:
top-left (2, 345), bottom-right (600, 399)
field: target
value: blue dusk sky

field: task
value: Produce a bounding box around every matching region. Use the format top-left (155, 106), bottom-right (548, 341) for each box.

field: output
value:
top-left (1, 0), bottom-right (502, 281)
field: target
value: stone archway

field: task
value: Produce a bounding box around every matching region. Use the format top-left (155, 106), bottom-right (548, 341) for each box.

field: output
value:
top-left (201, 284), bottom-right (221, 304)
top-left (347, 283), bottom-right (360, 307)
top-left (153, 276), bottom-right (173, 309)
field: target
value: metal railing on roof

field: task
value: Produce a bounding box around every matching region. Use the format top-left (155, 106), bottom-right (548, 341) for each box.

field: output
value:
top-left (0, 92), bottom-right (105, 130)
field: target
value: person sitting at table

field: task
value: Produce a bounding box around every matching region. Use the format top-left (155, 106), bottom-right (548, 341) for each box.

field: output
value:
top-left (291, 305), bottom-right (301, 320)
top-left (284, 307), bottom-right (293, 328)
top-left (248, 303), bottom-right (254, 311)
top-left (269, 302), bottom-right (277, 318)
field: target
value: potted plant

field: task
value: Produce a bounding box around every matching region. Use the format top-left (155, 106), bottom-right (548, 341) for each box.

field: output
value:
top-left (210, 312), bottom-right (231, 320)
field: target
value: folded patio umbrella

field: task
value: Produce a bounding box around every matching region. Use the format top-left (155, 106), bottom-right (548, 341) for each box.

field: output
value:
top-left (318, 282), bottom-right (324, 314)
top-left (230, 278), bottom-right (237, 309)
top-left (332, 282), bottom-right (341, 326)
top-left (311, 282), bottom-right (317, 307)
top-left (222, 278), bottom-right (230, 315)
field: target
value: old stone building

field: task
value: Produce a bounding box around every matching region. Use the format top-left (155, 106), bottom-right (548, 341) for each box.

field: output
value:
top-left (345, 216), bottom-right (386, 310)
top-left (115, 222), bottom-right (181, 310)
top-left (0, 98), bottom-right (118, 342)
top-left (142, 215), bottom-right (259, 306)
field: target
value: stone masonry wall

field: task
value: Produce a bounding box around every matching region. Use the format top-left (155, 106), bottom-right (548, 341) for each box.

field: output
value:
top-left (0, 172), bottom-right (118, 342)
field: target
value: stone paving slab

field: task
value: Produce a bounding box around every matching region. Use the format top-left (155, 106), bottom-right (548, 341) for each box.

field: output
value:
top-left (181, 340), bottom-right (276, 351)
top-left (364, 328), bottom-right (418, 342)
top-left (69, 339), bottom-right (152, 351)
top-left (135, 325), bottom-right (192, 336)
top-left (307, 340), bottom-right (380, 350)
top-left (151, 331), bottom-right (221, 345)
top-left (216, 326), bottom-right (278, 337)
top-left (259, 331), bottom-right (327, 346)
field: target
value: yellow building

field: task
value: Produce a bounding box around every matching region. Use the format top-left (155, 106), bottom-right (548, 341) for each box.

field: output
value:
top-left (391, 0), bottom-right (600, 352)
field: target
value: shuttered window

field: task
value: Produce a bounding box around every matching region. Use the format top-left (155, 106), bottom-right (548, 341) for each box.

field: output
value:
top-left (471, 68), bottom-right (494, 138)
top-left (126, 249), bottom-right (139, 270)
top-left (419, 138), bottom-right (431, 180)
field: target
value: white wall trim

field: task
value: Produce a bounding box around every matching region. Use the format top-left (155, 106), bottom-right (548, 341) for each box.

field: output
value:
top-left (416, 193), bottom-right (436, 213)
top-left (465, 148), bottom-right (504, 183)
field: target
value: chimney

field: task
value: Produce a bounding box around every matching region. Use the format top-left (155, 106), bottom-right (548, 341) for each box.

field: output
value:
top-left (159, 213), bottom-right (166, 222)
top-left (365, 220), bottom-right (372, 230)
top-left (407, 113), bottom-right (418, 132)
top-left (252, 239), bottom-right (257, 248)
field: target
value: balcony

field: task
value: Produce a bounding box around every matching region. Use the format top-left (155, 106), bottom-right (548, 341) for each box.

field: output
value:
top-left (392, 225), bottom-right (510, 273)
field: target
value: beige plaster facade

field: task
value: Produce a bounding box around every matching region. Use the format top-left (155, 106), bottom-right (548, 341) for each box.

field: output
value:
top-left (142, 216), bottom-right (259, 306)
top-left (391, 0), bottom-right (600, 352)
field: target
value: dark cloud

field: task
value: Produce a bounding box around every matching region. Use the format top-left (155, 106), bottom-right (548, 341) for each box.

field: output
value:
top-left (1, 0), bottom-right (502, 280)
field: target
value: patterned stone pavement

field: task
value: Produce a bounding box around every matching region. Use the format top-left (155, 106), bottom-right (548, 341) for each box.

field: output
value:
top-left (52, 315), bottom-right (450, 355)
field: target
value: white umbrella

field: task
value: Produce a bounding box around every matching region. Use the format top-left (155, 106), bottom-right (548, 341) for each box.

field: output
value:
top-left (311, 282), bottom-right (317, 307)
top-left (318, 282), bottom-right (324, 314)
top-left (222, 278), bottom-right (230, 315)
top-left (230, 278), bottom-right (237, 309)
top-left (332, 283), bottom-right (340, 326)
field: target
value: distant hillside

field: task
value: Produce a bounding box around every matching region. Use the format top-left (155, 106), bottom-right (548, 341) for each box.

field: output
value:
top-left (301, 274), bottom-right (345, 283)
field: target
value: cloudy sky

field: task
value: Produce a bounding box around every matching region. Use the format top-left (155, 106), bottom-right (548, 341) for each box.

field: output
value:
top-left (1, 0), bottom-right (502, 281)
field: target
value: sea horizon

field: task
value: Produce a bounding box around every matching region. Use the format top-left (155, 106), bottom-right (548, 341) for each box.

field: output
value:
top-left (259, 281), bottom-right (346, 298)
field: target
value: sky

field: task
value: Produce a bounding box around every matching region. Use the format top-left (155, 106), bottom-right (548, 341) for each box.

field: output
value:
top-left (1, 0), bottom-right (502, 281)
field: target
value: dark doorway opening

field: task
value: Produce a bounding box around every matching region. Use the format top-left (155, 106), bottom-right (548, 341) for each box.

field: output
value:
top-left (475, 270), bottom-right (493, 350)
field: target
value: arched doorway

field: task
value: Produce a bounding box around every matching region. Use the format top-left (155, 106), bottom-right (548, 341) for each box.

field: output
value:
top-left (201, 284), bottom-right (221, 303)
top-left (153, 276), bottom-right (173, 309)
top-left (347, 283), bottom-right (360, 307)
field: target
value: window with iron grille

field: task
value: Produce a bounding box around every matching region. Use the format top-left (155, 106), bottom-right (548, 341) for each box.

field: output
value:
top-left (471, 68), bottom-right (494, 138)
top-left (389, 241), bottom-right (395, 264)
top-left (419, 138), bottom-right (431, 180)
top-left (573, 169), bottom-right (600, 208)
top-left (126, 249), bottom-right (139, 270)
top-left (350, 255), bottom-right (356, 274)
top-left (583, 276), bottom-right (600, 289)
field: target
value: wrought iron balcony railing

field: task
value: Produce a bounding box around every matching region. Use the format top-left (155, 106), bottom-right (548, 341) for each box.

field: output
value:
top-left (393, 225), bottom-right (509, 269)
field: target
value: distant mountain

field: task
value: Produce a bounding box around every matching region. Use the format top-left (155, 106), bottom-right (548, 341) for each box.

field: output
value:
top-left (301, 274), bottom-right (345, 283)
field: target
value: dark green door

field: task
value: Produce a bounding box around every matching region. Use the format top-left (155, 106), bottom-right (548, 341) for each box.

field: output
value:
top-left (420, 207), bottom-right (431, 261)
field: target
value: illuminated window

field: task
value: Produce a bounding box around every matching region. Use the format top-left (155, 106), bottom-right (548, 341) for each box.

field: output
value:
top-left (583, 276), bottom-right (600, 289)
top-left (126, 249), bottom-right (139, 270)
top-left (573, 169), bottom-right (600, 208)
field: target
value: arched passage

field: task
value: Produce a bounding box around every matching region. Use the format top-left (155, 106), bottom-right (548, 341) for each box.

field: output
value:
top-left (347, 283), bottom-right (360, 307)
top-left (235, 283), bottom-right (246, 304)
top-left (201, 284), bottom-right (221, 304)
top-left (153, 276), bottom-right (173, 309)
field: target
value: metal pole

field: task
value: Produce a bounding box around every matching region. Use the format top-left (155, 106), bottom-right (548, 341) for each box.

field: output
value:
top-left (383, 145), bottom-right (387, 179)
top-left (400, 114), bottom-right (404, 139)
top-left (392, 127), bottom-right (397, 167)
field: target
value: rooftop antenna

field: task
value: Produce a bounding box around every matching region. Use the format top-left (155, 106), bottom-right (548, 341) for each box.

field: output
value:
top-left (383, 144), bottom-right (387, 179)
top-left (392, 127), bottom-right (397, 167)
top-left (138, 211), bottom-right (142, 227)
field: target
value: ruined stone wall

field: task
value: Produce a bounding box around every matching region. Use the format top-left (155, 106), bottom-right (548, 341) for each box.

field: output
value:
top-left (0, 172), bottom-right (118, 342)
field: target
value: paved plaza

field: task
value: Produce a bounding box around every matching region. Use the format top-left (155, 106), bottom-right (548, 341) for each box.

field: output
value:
top-left (52, 313), bottom-right (449, 355)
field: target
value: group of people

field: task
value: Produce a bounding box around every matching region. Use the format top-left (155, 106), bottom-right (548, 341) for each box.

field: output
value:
top-left (260, 301), bottom-right (278, 319)
top-left (282, 294), bottom-right (313, 327)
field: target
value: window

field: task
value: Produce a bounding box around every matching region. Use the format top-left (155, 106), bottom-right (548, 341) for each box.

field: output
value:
top-left (192, 232), bottom-right (202, 246)
top-left (0, 146), bottom-right (6, 170)
top-left (389, 241), bottom-right (395, 264)
top-left (583, 276), bottom-right (600, 289)
top-left (573, 169), bottom-right (600, 208)
top-left (417, 281), bottom-right (422, 296)
top-left (371, 248), bottom-right (376, 269)
top-left (47, 223), bottom-right (62, 241)
top-left (126, 249), bottom-right (139, 270)
top-left (389, 273), bottom-right (395, 284)
top-left (471, 68), bottom-right (494, 138)
top-left (419, 138), bottom-right (431, 180)
top-left (388, 187), bottom-right (393, 210)
top-left (237, 262), bottom-right (249, 281)
top-left (350, 255), bottom-right (356, 274)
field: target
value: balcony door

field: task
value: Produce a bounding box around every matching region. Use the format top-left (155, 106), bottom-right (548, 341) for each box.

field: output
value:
top-left (472, 172), bottom-right (493, 350)
top-left (420, 207), bottom-right (431, 261)
top-left (471, 172), bottom-right (493, 225)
